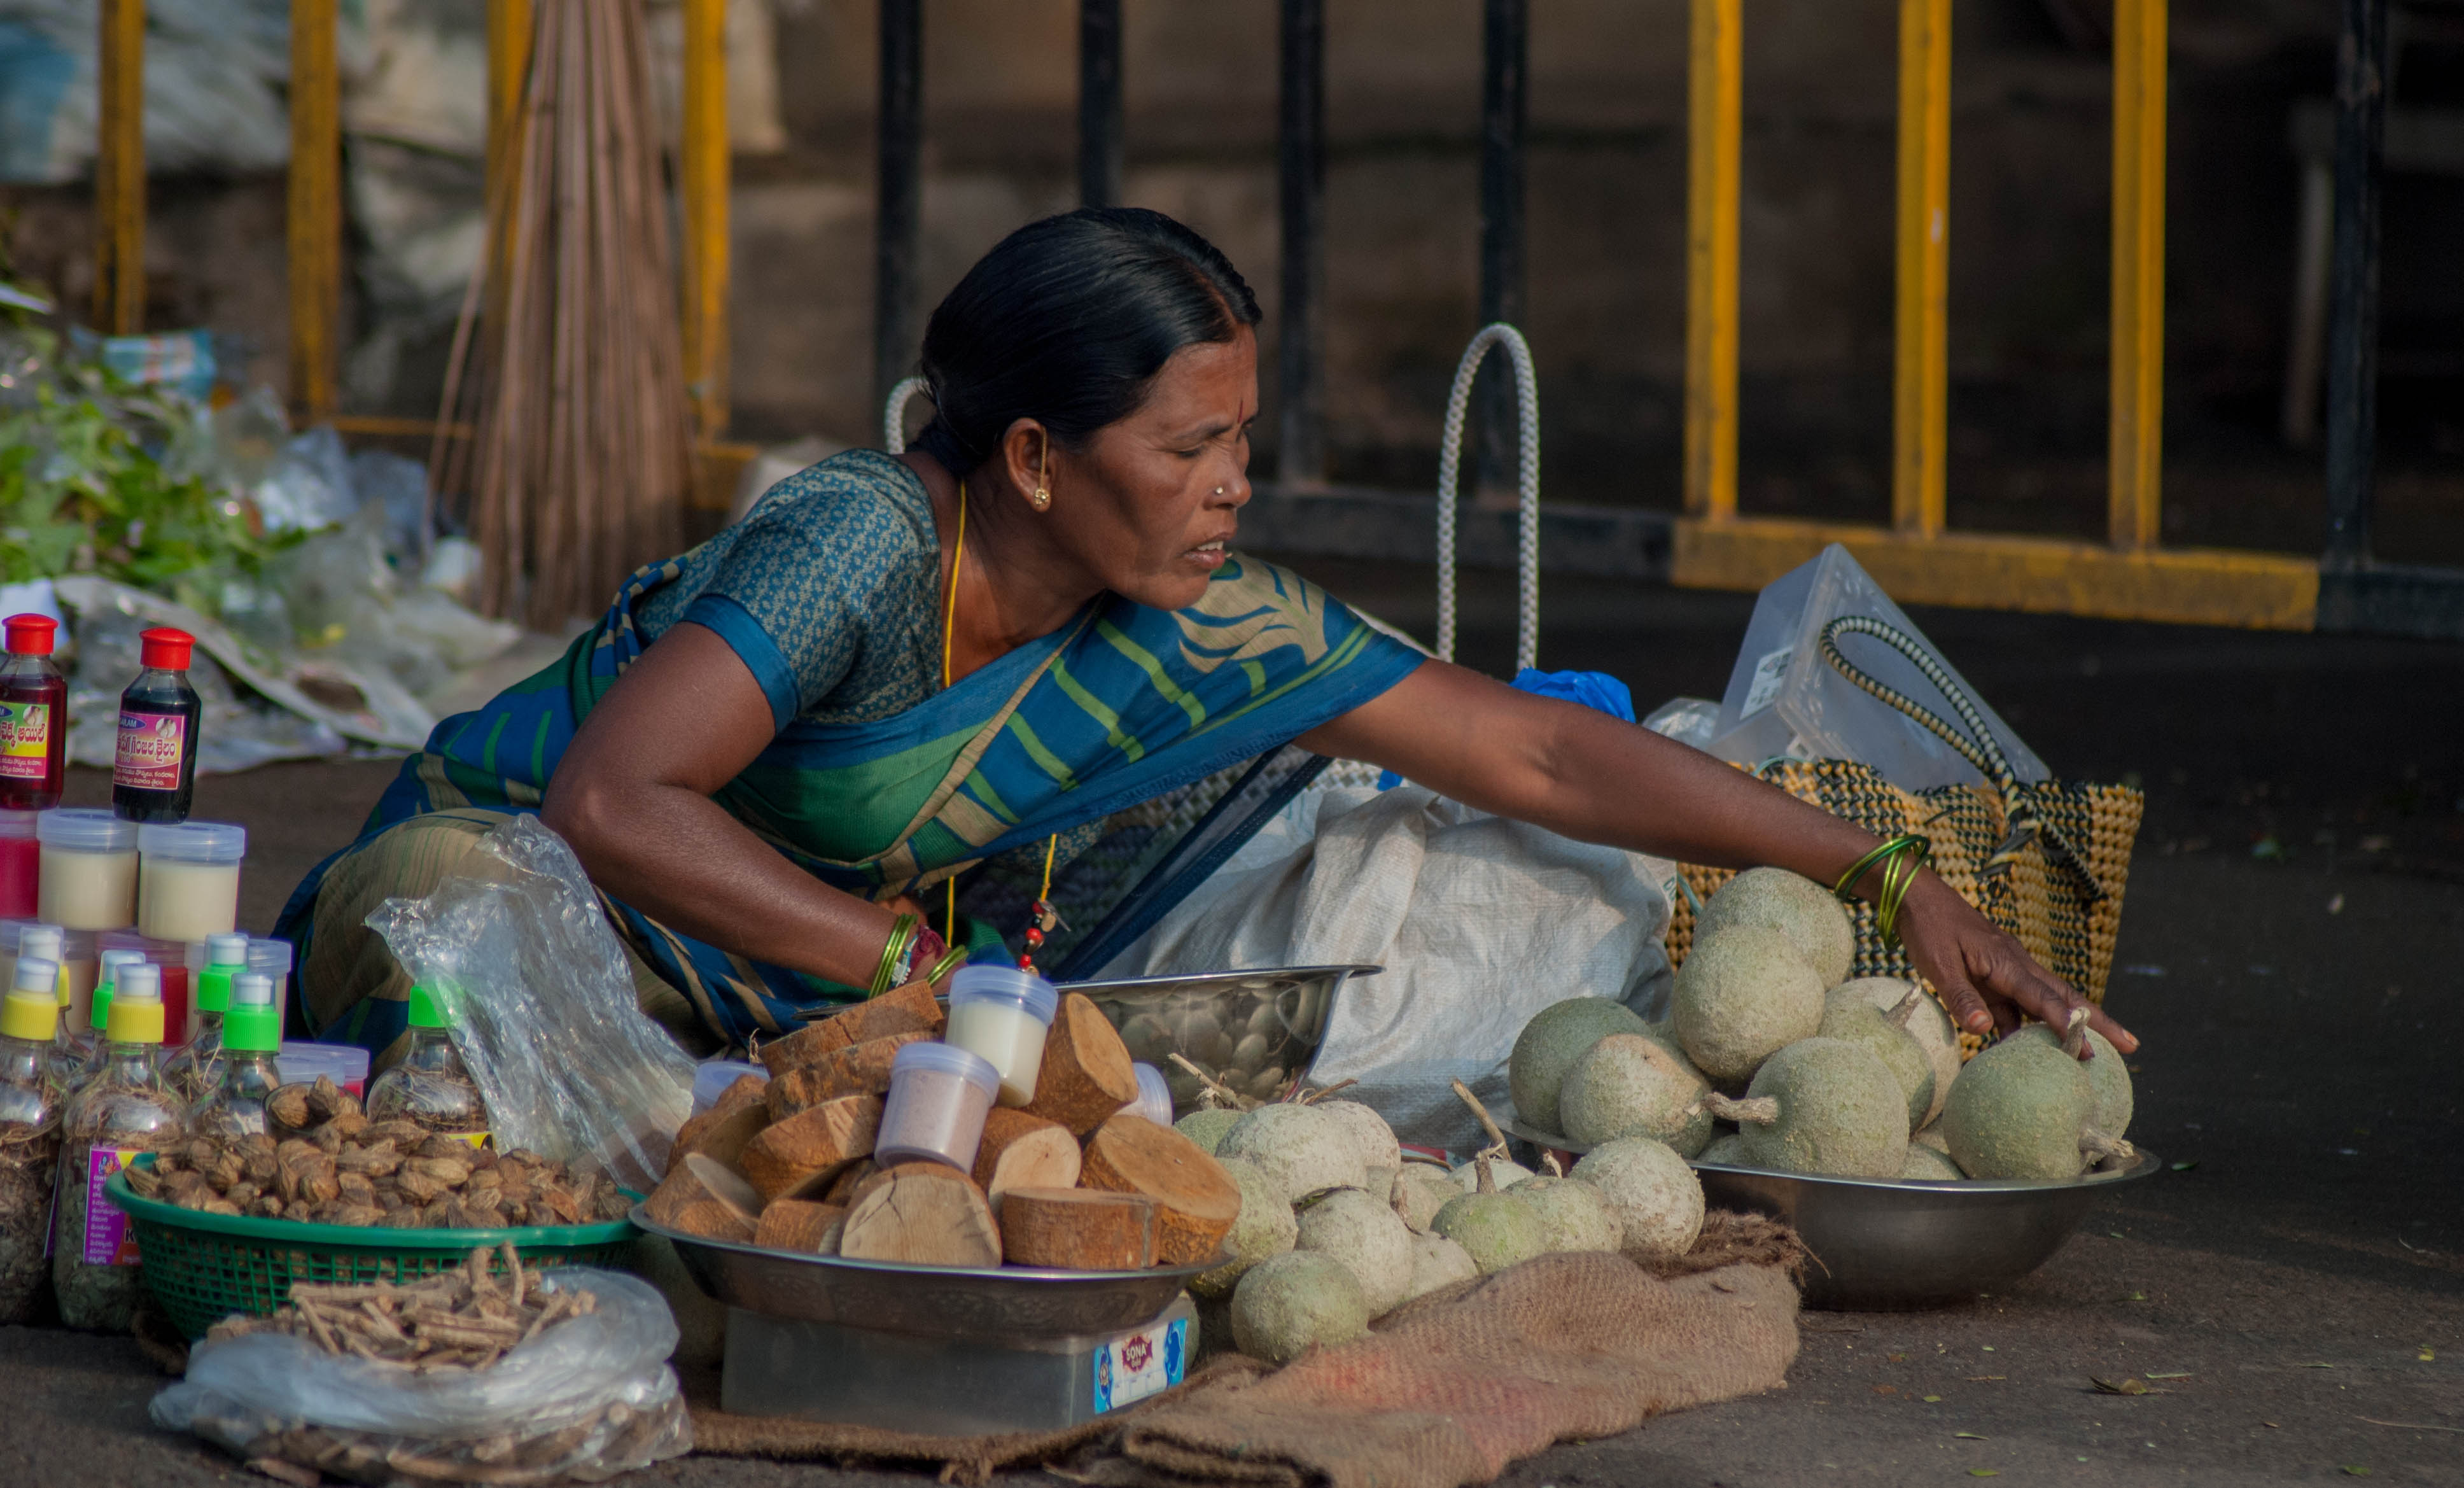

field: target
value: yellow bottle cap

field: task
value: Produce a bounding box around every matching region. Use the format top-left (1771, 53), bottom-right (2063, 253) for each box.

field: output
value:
top-left (0, 989), bottom-right (55, 1042)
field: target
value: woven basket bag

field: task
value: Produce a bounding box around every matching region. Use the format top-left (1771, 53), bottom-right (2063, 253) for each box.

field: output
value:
top-left (1663, 617), bottom-right (2143, 1057)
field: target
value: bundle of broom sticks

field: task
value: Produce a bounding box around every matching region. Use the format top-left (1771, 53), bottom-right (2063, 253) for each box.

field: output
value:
top-left (433, 0), bottom-right (690, 629)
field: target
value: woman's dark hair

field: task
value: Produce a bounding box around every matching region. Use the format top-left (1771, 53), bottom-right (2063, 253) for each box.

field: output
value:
top-left (913, 207), bottom-right (1261, 475)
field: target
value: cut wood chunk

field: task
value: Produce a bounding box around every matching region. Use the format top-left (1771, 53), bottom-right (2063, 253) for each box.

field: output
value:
top-left (1000, 1188), bottom-right (1158, 1270)
top-left (768, 1031), bottom-right (934, 1119)
top-left (760, 981), bottom-right (949, 1076)
top-left (845, 1160), bottom-right (953, 1212)
top-left (738, 1094), bottom-right (883, 1202)
top-left (1018, 993), bottom-right (1138, 1135)
top-left (838, 1166), bottom-right (1002, 1268)
top-left (820, 1158), bottom-right (877, 1204)
top-left (708, 1072), bottom-right (770, 1120)
top-left (664, 1100), bottom-right (770, 1178)
top-left (972, 1109), bottom-right (1082, 1204)
top-left (644, 1153), bottom-right (761, 1242)
top-left (753, 1198), bottom-right (847, 1253)
top-left (1080, 1114), bottom-right (1243, 1264)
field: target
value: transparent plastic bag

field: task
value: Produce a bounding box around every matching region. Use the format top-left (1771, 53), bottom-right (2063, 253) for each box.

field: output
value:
top-left (150, 1268), bottom-right (692, 1485)
top-left (1705, 544), bottom-right (2047, 791)
top-left (1641, 696), bottom-right (1721, 748)
top-left (365, 816), bottom-right (696, 1191)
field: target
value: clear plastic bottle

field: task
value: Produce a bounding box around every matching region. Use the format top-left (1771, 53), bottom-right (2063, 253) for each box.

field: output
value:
top-left (55, 961), bottom-right (184, 1332)
top-left (163, 932), bottom-right (252, 1106)
top-left (21, 925), bottom-right (87, 1095)
top-left (0, 952), bottom-right (65, 1323)
top-left (78, 949), bottom-right (151, 1085)
top-left (188, 972), bottom-right (281, 1142)
top-left (365, 982), bottom-right (491, 1146)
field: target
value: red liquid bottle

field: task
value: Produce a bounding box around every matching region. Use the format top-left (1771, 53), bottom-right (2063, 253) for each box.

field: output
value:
top-left (0, 614), bottom-right (67, 811)
top-left (112, 628), bottom-right (202, 824)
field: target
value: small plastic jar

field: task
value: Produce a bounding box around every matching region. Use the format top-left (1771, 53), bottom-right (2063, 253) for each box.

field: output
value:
top-left (37, 810), bottom-right (137, 930)
top-left (0, 810), bottom-right (39, 918)
top-left (137, 820), bottom-right (245, 942)
top-left (875, 1041), bottom-right (1001, 1172)
top-left (248, 937), bottom-right (293, 1025)
top-left (1130, 1062), bottom-right (1174, 1127)
top-left (942, 965), bottom-right (1058, 1107)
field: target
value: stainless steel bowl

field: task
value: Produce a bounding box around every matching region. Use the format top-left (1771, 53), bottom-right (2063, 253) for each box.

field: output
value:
top-left (634, 1209), bottom-right (1225, 1342)
top-left (1694, 1151), bottom-right (2161, 1310)
top-left (1064, 964), bottom-right (1381, 1116)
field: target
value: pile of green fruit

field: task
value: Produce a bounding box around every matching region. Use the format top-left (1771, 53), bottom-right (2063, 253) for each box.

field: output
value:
top-left (1172, 1095), bottom-right (1704, 1364)
top-left (1506, 868), bottom-right (2136, 1183)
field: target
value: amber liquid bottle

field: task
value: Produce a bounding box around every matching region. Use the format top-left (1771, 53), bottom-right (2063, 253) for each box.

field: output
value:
top-left (0, 614), bottom-right (66, 811)
top-left (111, 628), bottom-right (202, 824)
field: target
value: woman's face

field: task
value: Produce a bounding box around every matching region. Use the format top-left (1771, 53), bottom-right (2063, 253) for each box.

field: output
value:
top-left (1042, 327), bottom-right (1257, 612)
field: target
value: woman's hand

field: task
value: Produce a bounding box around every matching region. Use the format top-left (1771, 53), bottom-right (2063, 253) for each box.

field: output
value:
top-left (1894, 872), bottom-right (2137, 1055)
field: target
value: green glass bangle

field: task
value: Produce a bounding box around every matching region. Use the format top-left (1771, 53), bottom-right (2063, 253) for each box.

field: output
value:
top-left (1833, 833), bottom-right (1932, 946)
top-left (870, 913), bottom-right (921, 998)
top-left (924, 946), bottom-right (971, 984)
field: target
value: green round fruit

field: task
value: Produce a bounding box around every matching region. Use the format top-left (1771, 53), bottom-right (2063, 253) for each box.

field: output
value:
top-left (1506, 997), bottom-right (1651, 1135)
top-left (1175, 1107), bottom-right (1243, 1155)
top-left (1835, 977), bottom-right (1961, 1125)
top-left (1390, 1165), bottom-right (1462, 1232)
top-left (2083, 1028), bottom-right (2133, 1141)
top-left (1192, 1156), bottom-right (1299, 1298)
top-left (1404, 1230), bottom-right (1479, 1301)
top-left (1229, 1251), bottom-right (1369, 1363)
top-left (1295, 1187), bottom-right (1416, 1317)
top-left (1940, 1025), bottom-right (2093, 1180)
top-left (1504, 1174), bottom-right (1624, 1254)
top-left (1570, 1136), bottom-right (1705, 1261)
top-left (1430, 1191), bottom-right (1550, 1274)
top-left (1818, 990), bottom-right (1936, 1132)
top-left (1216, 1103), bottom-right (1368, 1201)
top-left (1671, 926), bottom-right (1826, 1084)
top-left (1559, 1030), bottom-right (1714, 1155)
top-left (1696, 867), bottom-right (1856, 985)
top-left (1734, 1037), bottom-right (1909, 1178)
top-left (1900, 1143), bottom-right (1965, 1181)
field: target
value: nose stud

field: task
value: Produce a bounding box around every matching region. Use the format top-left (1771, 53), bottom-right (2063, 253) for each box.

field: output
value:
top-left (1214, 486), bottom-right (1225, 496)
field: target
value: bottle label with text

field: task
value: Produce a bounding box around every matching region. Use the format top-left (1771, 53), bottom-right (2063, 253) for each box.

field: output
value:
top-left (113, 710), bottom-right (187, 790)
top-left (0, 701), bottom-right (50, 779)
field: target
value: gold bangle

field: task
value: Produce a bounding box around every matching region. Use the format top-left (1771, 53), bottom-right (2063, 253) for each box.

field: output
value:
top-left (870, 914), bottom-right (920, 998)
top-left (1833, 834), bottom-right (1932, 946)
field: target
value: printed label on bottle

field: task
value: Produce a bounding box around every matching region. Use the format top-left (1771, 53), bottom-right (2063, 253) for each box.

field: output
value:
top-left (0, 700), bottom-right (49, 779)
top-left (81, 1147), bottom-right (144, 1267)
top-left (113, 709), bottom-right (187, 790)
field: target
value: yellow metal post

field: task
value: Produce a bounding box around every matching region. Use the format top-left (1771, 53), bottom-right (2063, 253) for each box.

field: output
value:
top-left (682, 0), bottom-right (730, 439)
top-left (1684, 0), bottom-right (1742, 523)
top-left (1891, 0), bottom-right (1950, 538)
top-left (288, 0), bottom-right (342, 423)
top-left (486, 0), bottom-right (534, 213)
top-left (93, 0), bottom-right (146, 335)
top-left (2108, 0), bottom-right (2167, 551)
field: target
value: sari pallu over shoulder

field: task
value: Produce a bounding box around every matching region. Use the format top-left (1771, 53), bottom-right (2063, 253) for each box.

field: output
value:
top-left (279, 551), bottom-right (1423, 1051)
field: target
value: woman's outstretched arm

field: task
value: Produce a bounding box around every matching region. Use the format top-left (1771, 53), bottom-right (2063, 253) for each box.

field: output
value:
top-left (1298, 658), bottom-right (2137, 1053)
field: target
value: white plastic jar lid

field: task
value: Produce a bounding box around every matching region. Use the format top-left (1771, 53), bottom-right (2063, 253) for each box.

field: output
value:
top-left (948, 964), bottom-right (1059, 1025)
top-left (137, 820), bottom-right (247, 864)
top-left (890, 1039), bottom-right (1001, 1099)
top-left (0, 808), bottom-right (38, 840)
top-left (36, 808), bottom-right (137, 854)
top-left (1131, 1062), bottom-right (1173, 1127)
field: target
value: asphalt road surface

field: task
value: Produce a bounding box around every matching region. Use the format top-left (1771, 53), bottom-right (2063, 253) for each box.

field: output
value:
top-left (3, 563), bottom-right (2456, 1487)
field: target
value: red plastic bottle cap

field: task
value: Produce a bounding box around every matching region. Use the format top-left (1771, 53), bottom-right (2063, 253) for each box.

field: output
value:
top-left (3, 614), bottom-right (56, 657)
top-left (138, 628), bottom-right (195, 671)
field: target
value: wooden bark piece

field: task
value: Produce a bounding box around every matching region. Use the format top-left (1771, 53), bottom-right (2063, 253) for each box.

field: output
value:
top-left (738, 1094), bottom-right (883, 1202)
top-left (768, 1032), bottom-right (934, 1119)
top-left (837, 1166), bottom-right (1002, 1268)
top-left (664, 1100), bottom-right (770, 1179)
top-left (971, 1109), bottom-right (1082, 1204)
top-left (752, 1198), bottom-right (846, 1254)
top-left (999, 1188), bottom-right (1159, 1270)
top-left (760, 982), bottom-right (948, 1076)
top-left (1018, 993), bottom-right (1138, 1135)
top-left (1079, 1114), bottom-right (1242, 1264)
top-left (643, 1153), bottom-right (761, 1242)
top-left (843, 1160), bottom-right (951, 1213)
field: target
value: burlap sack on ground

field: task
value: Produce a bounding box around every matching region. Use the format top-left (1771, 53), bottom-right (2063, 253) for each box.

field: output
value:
top-left (689, 1212), bottom-right (1804, 1488)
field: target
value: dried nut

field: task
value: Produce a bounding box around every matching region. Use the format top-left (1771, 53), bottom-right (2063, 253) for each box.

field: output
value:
top-left (592, 1188), bottom-right (632, 1221)
top-left (164, 1170), bottom-right (209, 1203)
top-left (209, 1152), bottom-right (246, 1190)
top-left (185, 1138), bottom-right (221, 1169)
top-left (417, 1135), bottom-right (472, 1162)
top-left (407, 1157), bottom-right (472, 1188)
top-left (251, 1195), bottom-right (285, 1218)
top-left (365, 1120), bottom-right (426, 1148)
top-left (276, 1138), bottom-right (321, 1166)
top-left (337, 1173), bottom-right (377, 1205)
top-left (125, 1165), bottom-right (163, 1199)
top-left (153, 1154), bottom-right (184, 1177)
top-left (395, 1170), bottom-right (444, 1205)
top-left (465, 1166), bottom-right (501, 1191)
top-left (225, 1182), bottom-right (261, 1207)
top-left (201, 1198), bottom-right (242, 1217)
top-left (328, 1204), bottom-right (383, 1228)
top-left (538, 1186), bottom-right (581, 1226)
top-left (312, 1125), bottom-right (346, 1155)
top-left (175, 1188), bottom-right (215, 1212)
top-left (419, 1199), bottom-right (455, 1228)
top-left (268, 1086), bottom-right (312, 1131)
top-left (326, 1111), bottom-right (369, 1139)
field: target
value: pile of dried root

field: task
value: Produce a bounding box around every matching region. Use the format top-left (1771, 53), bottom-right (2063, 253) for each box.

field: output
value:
top-left (207, 1243), bottom-right (584, 1372)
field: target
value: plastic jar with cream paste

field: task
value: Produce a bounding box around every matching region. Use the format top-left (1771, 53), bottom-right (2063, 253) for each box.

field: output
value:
top-left (874, 1041), bottom-right (1001, 1172)
top-left (136, 821), bottom-right (244, 942)
top-left (37, 810), bottom-right (137, 931)
top-left (941, 965), bottom-right (1058, 1108)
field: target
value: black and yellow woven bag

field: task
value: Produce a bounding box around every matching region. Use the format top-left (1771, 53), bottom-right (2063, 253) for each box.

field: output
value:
top-left (1664, 617), bottom-right (2143, 1055)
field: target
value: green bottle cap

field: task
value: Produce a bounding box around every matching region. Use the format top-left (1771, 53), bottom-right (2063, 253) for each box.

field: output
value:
top-left (221, 972), bottom-right (281, 1053)
top-left (408, 982), bottom-right (456, 1030)
top-left (195, 967), bottom-right (235, 1014)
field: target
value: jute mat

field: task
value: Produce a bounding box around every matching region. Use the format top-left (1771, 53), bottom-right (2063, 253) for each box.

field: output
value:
top-left (689, 1212), bottom-right (1806, 1487)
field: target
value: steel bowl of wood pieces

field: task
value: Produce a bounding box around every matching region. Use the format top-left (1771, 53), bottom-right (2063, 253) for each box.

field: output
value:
top-left (635, 1205), bottom-right (1224, 1342)
top-left (1062, 964), bottom-right (1382, 1116)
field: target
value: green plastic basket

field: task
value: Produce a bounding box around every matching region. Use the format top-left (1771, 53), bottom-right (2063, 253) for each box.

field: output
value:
top-left (105, 1156), bottom-right (640, 1340)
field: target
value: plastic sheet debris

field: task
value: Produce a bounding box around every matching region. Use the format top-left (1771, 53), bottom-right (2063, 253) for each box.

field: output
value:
top-left (365, 815), bottom-right (697, 1193)
top-left (1704, 544), bottom-right (2047, 791)
top-left (1642, 696), bottom-right (1722, 748)
top-left (150, 1268), bottom-right (692, 1486)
